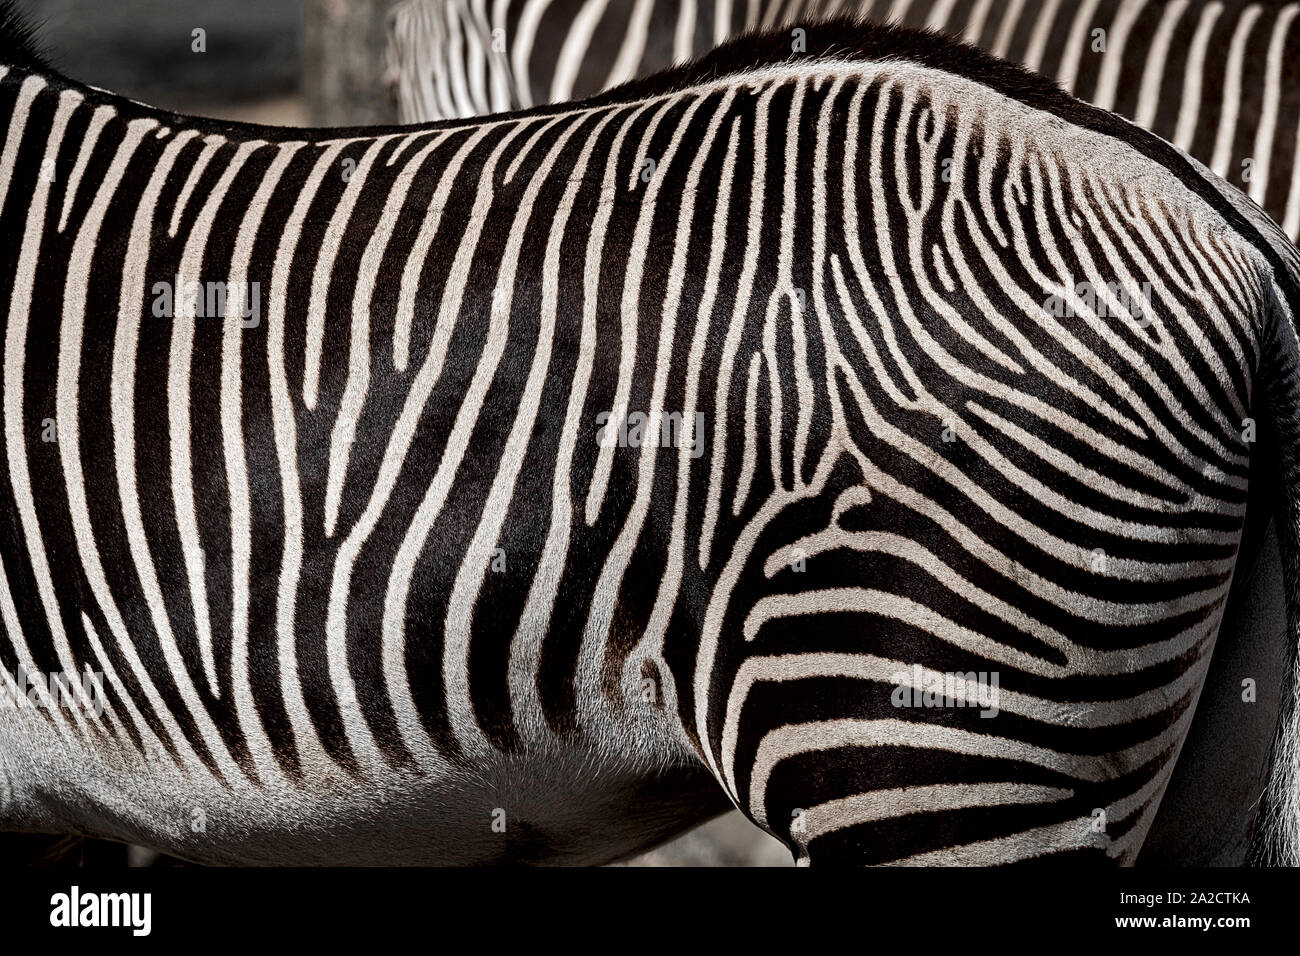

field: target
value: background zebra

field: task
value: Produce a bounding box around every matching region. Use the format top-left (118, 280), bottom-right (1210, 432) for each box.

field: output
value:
top-left (3, 3), bottom-right (1300, 864)
top-left (387, 0), bottom-right (1300, 245)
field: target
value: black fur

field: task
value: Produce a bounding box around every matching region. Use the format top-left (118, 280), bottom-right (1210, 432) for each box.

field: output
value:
top-left (0, 1), bottom-right (47, 74)
top-left (594, 15), bottom-right (1072, 112)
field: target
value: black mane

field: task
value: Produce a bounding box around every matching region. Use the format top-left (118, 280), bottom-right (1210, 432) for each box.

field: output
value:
top-left (589, 15), bottom-right (1075, 115)
top-left (0, 5), bottom-right (1071, 120)
top-left (0, 6), bottom-right (1084, 144)
top-left (0, 1), bottom-right (49, 73)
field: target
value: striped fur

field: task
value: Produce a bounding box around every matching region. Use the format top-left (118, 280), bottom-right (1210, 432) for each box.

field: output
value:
top-left (387, 0), bottom-right (1300, 245)
top-left (3, 11), bottom-right (1300, 864)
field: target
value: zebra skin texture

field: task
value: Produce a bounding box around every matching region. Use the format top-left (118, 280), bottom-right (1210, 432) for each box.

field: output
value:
top-left (387, 0), bottom-right (1300, 245)
top-left (2, 7), bottom-right (1300, 864)
top-left (385, 0), bottom-right (1300, 863)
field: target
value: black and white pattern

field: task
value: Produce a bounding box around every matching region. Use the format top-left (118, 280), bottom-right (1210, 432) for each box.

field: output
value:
top-left (387, 0), bottom-right (1300, 244)
top-left (2, 8), bottom-right (1300, 865)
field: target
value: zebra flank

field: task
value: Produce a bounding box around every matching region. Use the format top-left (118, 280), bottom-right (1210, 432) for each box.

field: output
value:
top-left (3, 5), bottom-right (1300, 865)
top-left (387, 0), bottom-right (1300, 244)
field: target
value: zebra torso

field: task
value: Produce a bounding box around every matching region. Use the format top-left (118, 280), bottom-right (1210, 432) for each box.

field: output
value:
top-left (389, 0), bottom-right (1300, 243)
top-left (2, 19), bottom-right (1297, 865)
top-left (0, 60), bottom-right (728, 865)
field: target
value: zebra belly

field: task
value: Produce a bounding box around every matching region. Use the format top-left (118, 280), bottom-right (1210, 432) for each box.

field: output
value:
top-left (0, 703), bottom-right (726, 864)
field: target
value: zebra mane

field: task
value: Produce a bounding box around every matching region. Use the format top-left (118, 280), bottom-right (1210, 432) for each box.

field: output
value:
top-left (0, 4), bottom-right (1078, 144)
top-left (0, 0), bottom-right (49, 73)
top-left (590, 15), bottom-right (1075, 115)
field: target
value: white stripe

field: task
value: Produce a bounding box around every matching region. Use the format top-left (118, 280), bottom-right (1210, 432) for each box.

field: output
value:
top-left (735, 351), bottom-right (761, 513)
top-left (1055, 0), bottom-right (1103, 94)
top-left (674, 0), bottom-right (698, 65)
top-left (640, 115), bottom-right (743, 678)
top-left (1173, 2), bottom-right (1223, 151)
top-left (748, 718), bottom-right (1186, 829)
top-left (603, 0), bottom-right (657, 92)
top-left (962, 0), bottom-right (996, 46)
top-left (57, 106), bottom-right (112, 232)
top-left (323, 135), bottom-right (445, 547)
top-left (1249, 5), bottom-right (1299, 206)
top-left (989, 0), bottom-right (1026, 59)
top-left (168, 136), bottom-right (222, 237)
top-left (509, 0), bottom-right (554, 110)
top-left (510, 106), bottom-right (640, 741)
top-left (1021, 0), bottom-right (1064, 74)
top-left (1134, 0), bottom-right (1188, 130)
top-left (1, 83), bottom-right (89, 740)
top-left (1209, 4), bottom-right (1263, 178)
top-left (442, 114), bottom-right (585, 746)
top-left (222, 141), bottom-right (302, 782)
top-left (264, 144), bottom-right (342, 770)
top-left (923, 0), bottom-right (960, 31)
top-left (587, 99), bottom-right (677, 520)
top-left (700, 82), bottom-right (776, 571)
top-left (1090, 0), bottom-right (1145, 112)
top-left (393, 128), bottom-right (492, 371)
top-left (321, 135), bottom-right (439, 541)
top-left (303, 137), bottom-right (391, 417)
top-left (0, 75), bottom-right (45, 220)
top-left (112, 126), bottom-right (219, 772)
top-left (167, 139), bottom-right (255, 697)
top-left (550, 0), bottom-right (613, 104)
top-left (796, 783), bottom-right (1073, 854)
top-left (332, 123), bottom-right (523, 768)
top-left (714, 0), bottom-right (734, 46)
top-left (577, 90), bottom-right (732, 722)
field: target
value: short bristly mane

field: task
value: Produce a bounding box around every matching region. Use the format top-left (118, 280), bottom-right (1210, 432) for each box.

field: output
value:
top-left (577, 14), bottom-right (1077, 117)
top-left (0, 6), bottom-right (1084, 147)
top-left (0, 1), bottom-right (49, 73)
top-left (0, 4), bottom-right (1071, 133)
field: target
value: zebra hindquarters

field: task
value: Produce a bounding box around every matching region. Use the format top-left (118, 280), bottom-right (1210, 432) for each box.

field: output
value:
top-left (690, 149), bottom-right (1265, 865)
top-left (704, 433), bottom-right (1246, 865)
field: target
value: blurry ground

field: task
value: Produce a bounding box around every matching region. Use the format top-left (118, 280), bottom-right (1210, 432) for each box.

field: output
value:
top-left (620, 813), bottom-right (792, 867)
top-left (16, 0), bottom-right (790, 868)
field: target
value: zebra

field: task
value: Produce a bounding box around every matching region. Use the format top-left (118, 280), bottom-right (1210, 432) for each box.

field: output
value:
top-left (386, 0), bottom-right (1300, 866)
top-left (2, 4), bottom-right (1300, 866)
top-left (387, 0), bottom-right (1300, 245)
top-left (387, 0), bottom-right (1300, 863)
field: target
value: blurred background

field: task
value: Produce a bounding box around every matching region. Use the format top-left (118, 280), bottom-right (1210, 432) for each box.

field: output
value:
top-left (11, 0), bottom-right (791, 868)
top-left (18, 0), bottom-right (407, 127)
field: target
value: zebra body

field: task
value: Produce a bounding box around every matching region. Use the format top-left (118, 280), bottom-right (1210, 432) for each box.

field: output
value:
top-left (3, 13), bottom-right (1300, 864)
top-left (388, 0), bottom-right (1300, 244)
